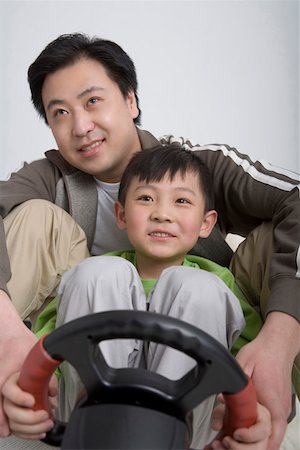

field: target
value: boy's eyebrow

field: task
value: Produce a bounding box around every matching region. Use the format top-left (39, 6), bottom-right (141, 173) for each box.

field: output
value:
top-left (46, 86), bottom-right (105, 111)
top-left (134, 184), bottom-right (197, 195)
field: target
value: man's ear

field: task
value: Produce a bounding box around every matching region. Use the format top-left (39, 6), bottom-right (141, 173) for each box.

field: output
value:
top-left (115, 201), bottom-right (127, 230)
top-left (198, 210), bottom-right (218, 238)
top-left (127, 90), bottom-right (139, 120)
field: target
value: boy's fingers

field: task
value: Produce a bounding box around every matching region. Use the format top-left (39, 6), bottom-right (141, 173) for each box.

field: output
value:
top-left (233, 404), bottom-right (271, 443)
top-left (4, 401), bottom-right (49, 424)
top-left (9, 417), bottom-right (53, 436)
top-left (2, 373), bottom-right (34, 408)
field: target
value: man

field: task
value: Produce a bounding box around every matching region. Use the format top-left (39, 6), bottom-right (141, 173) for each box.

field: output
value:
top-left (0, 33), bottom-right (299, 449)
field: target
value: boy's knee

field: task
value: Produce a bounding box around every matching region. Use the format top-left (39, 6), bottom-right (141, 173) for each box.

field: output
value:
top-left (160, 266), bottom-right (235, 309)
top-left (62, 256), bottom-right (134, 285)
top-left (162, 266), bottom-right (220, 290)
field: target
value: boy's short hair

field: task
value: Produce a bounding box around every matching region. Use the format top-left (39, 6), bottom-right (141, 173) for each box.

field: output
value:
top-left (27, 33), bottom-right (141, 125)
top-left (118, 144), bottom-right (215, 212)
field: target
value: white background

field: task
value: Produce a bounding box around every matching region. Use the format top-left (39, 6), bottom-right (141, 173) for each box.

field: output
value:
top-left (0, 0), bottom-right (299, 179)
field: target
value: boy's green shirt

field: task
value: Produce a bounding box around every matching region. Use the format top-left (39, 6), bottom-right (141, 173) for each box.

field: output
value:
top-left (34, 251), bottom-right (263, 356)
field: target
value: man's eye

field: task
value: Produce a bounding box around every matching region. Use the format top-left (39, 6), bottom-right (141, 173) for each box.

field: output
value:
top-left (88, 97), bottom-right (99, 105)
top-left (54, 109), bottom-right (68, 117)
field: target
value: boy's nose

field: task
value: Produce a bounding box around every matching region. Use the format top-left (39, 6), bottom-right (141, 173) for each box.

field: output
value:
top-left (150, 209), bottom-right (173, 222)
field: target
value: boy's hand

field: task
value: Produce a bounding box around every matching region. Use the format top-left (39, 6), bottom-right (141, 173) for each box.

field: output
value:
top-left (2, 372), bottom-right (57, 440)
top-left (205, 395), bottom-right (271, 450)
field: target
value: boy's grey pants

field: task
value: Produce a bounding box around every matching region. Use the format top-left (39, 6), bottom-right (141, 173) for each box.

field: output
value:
top-left (56, 256), bottom-right (245, 449)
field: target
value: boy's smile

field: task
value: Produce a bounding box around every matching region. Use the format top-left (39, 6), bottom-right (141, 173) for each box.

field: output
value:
top-left (115, 171), bottom-right (217, 279)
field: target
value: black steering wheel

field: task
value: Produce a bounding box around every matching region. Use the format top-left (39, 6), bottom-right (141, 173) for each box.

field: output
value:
top-left (19, 310), bottom-right (256, 449)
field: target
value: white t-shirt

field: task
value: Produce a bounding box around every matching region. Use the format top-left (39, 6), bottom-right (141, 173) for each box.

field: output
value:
top-left (91, 179), bottom-right (133, 256)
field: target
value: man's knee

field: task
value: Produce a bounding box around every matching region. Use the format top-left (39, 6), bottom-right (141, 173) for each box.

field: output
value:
top-left (230, 222), bottom-right (273, 317)
top-left (5, 199), bottom-right (71, 235)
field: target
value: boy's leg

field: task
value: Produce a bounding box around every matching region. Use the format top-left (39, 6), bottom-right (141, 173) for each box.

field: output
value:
top-left (56, 256), bottom-right (147, 419)
top-left (147, 266), bottom-right (245, 449)
top-left (4, 199), bottom-right (89, 321)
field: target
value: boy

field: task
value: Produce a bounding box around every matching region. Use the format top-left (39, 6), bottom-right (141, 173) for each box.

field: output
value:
top-left (3, 145), bottom-right (270, 449)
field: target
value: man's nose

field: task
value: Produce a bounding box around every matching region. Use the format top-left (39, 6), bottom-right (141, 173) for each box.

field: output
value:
top-left (72, 110), bottom-right (95, 137)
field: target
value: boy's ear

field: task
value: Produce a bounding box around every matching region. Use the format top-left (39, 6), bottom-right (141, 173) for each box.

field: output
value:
top-left (115, 201), bottom-right (127, 230)
top-left (198, 210), bottom-right (218, 238)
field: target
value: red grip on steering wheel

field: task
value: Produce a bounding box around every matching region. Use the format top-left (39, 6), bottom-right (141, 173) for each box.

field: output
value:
top-left (18, 335), bottom-right (62, 413)
top-left (222, 377), bottom-right (257, 436)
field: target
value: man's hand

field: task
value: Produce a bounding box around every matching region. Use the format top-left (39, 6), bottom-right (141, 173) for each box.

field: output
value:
top-left (0, 290), bottom-right (38, 436)
top-left (236, 311), bottom-right (300, 450)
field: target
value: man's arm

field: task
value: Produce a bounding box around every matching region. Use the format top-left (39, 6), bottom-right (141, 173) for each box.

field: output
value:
top-left (159, 136), bottom-right (300, 320)
top-left (0, 290), bottom-right (38, 436)
top-left (236, 311), bottom-right (300, 450)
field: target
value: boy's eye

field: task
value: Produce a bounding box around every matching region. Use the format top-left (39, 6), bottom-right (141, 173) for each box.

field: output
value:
top-left (138, 195), bottom-right (153, 202)
top-left (176, 198), bottom-right (191, 204)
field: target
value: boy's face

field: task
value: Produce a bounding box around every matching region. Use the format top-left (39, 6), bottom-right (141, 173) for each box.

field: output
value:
top-left (115, 171), bottom-right (217, 271)
top-left (42, 58), bottom-right (140, 182)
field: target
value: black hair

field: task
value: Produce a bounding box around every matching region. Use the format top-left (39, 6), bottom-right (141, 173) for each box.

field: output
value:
top-left (27, 32), bottom-right (141, 125)
top-left (118, 144), bottom-right (215, 212)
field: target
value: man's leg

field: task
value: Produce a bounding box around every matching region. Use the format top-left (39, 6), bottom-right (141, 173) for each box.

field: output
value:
top-left (229, 222), bottom-right (272, 320)
top-left (4, 199), bottom-right (89, 320)
top-left (147, 266), bottom-right (245, 449)
top-left (230, 222), bottom-right (300, 401)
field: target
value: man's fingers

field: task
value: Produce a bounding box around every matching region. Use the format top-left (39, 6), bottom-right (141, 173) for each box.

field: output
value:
top-left (0, 393), bottom-right (10, 437)
top-left (267, 416), bottom-right (288, 450)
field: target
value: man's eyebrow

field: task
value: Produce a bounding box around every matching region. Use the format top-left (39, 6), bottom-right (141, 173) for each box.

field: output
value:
top-left (77, 85), bottom-right (105, 99)
top-left (46, 86), bottom-right (105, 110)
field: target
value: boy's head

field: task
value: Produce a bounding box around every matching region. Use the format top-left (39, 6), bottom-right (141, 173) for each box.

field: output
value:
top-left (116, 145), bottom-right (217, 272)
top-left (28, 32), bottom-right (141, 125)
top-left (118, 144), bottom-right (215, 212)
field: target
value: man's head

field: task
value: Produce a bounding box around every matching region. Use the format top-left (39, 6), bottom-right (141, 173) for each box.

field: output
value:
top-left (116, 145), bottom-right (217, 270)
top-left (28, 33), bottom-right (141, 124)
top-left (29, 33), bottom-right (142, 182)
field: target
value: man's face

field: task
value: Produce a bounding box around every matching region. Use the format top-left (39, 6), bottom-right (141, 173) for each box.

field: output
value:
top-left (115, 171), bottom-right (217, 276)
top-left (42, 58), bottom-right (140, 182)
